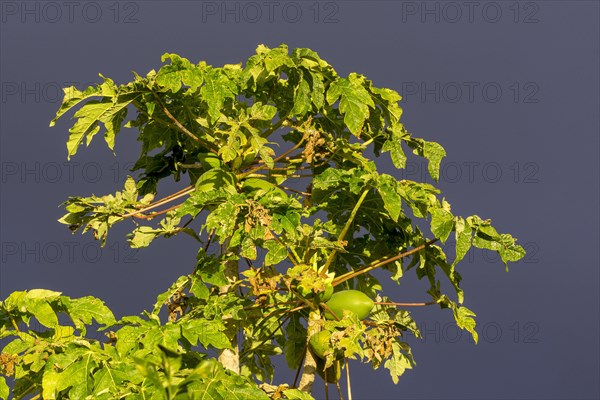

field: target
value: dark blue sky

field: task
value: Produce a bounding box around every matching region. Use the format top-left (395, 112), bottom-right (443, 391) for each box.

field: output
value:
top-left (1, 1), bottom-right (599, 399)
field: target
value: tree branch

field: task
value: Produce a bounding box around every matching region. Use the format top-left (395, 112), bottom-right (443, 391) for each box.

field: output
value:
top-left (332, 238), bottom-right (439, 286)
top-left (298, 343), bottom-right (317, 394)
top-left (131, 203), bottom-right (184, 220)
top-left (374, 301), bottom-right (438, 307)
top-left (261, 116), bottom-right (288, 138)
top-left (293, 348), bottom-right (306, 388)
top-left (218, 247), bottom-right (241, 374)
top-left (121, 185), bottom-right (194, 219)
top-left (240, 136), bottom-right (307, 178)
top-left (321, 189), bottom-right (370, 273)
top-left (151, 90), bottom-right (218, 153)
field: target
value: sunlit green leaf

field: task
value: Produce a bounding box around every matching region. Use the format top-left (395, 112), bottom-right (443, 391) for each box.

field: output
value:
top-left (326, 74), bottom-right (374, 135)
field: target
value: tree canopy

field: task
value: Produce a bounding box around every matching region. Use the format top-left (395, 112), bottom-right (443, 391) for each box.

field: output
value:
top-left (0, 44), bottom-right (525, 399)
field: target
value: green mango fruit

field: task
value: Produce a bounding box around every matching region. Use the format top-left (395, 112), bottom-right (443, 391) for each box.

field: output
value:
top-left (315, 357), bottom-right (342, 384)
top-left (309, 330), bottom-right (331, 359)
top-left (324, 289), bottom-right (374, 320)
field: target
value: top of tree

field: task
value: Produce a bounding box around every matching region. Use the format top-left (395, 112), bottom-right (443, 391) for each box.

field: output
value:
top-left (1, 44), bottom-right (525, 400)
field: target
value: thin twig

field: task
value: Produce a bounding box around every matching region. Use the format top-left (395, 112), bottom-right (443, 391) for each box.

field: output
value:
top-left (292, 348), bottom-right (307, 388)
top-left (345, 357), bottom-right (351, 400)
top-left (241, 136), bottom-right (307, 177)
top-left (336, 380), bottom-right (344, 400)
top-left (9, 314), bottom-right (20, 332)
top-left (322, 189), bottom-right (370, 273)
top-left (242, 301), bottom-right (301, 312)
top-left (280, 186), bottom-right (311, 196)
top-left (181, 216), bottom-right (195, 230)
top-left (240, 315), bottom-right (291, 358)
top-left (320, 302), bottom-right (341, 322)
top-left (204, 229), bottom-right (215, 252)
top-left (121, 186), bottom-right (195, 219)
top-left (177, 162), bottom-right (205, 169)
top-left (374, 301), bottom-right (438, 307)
top-left (154, 185), bottom-right (195, 203)
top-left (268, 165), bottom-right (314, 171)
top-left (268, 228), bottom-right (301, 265)
top-left (261, 116), bottom-right (288, 138)
top-left (132, 203), bottom-right (184, 220)
top-left (151, 90), bottom-right (217, 152)
top-left (261, 302), bottom-right (307, 320)
top-left (332, 238), bottom-right (439, 286)
top-left (260, 173), bottom-right (315, 178)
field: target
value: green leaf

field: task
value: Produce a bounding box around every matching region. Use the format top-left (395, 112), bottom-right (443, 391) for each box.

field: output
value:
top-left (241, 236), bottom-right (257, 260)
top-left (133, 358), bottom-right (165, 398)
top-left (309, 71), bottom-right (325, 109)
top-left (454, 306), bottom-right (478, 344)
top-left (195, 169), bottom-right (237, 194)
top-left (200, 67), bottom-right (237, 123)
top-left (2, 336), bottom-right (35, 354)
top-left (370, 86), bottom-right (403, 123)
top-left (26, 289), bottom-right (62, 300)
top-left (312, 167), bottom-right (344, 190)
top-left (205, 201), bottom-right (239, 241)
top-left (156, 53), bottom-right (204, 92)
top-left (50, 84), bottom-right (101, 127)
top-left (384, 341), bottom-right (414, 384)
top-left (41, 349), bottom-right (97, 399)
top-left (186, 362), bottom-right (270, 400)
top-left (326, 74), bottom-right (374, 135)
top-left (182, 319), bottom-right (231, 350)
top-left (129, 226), bottom-right (159, 249)
top-left (291, 79), bottom-right (312, 117)
top-left (423, 141), bottom-right (446, 181)
top-left (262, 44), bottom-right (293, 72)
top-left (407, 138), bottom-right (446, 181)
top-left (497, 235), bottom-right (526, 264)
top-left (430, 208), bottom-right (454, 243)
top-left (42, 367), bottom-right (61, 399)
top-left (198, 153), bottom-right (223, 170)
top-left (453, 217), bottom-right (472, 266)
top-left (56, 355), bottom-right (96, 396)
top-left (116, 325), bottom-right (149, 356)
top-left (382, 137), bottom-right (406, 169)
top-left (92, 362), bottom-right (144, 396)
top-left (190, 277), bottom-right (210, 300)
top-left (250, 102), bottom-right (277, 121)
top-left (471, 225), bottom-right (526, 267)
top-left (378, 174), bottom-right (402, 221)
top-left (66, 94), bottom-right (137, 159)
top-left (284, 315), bottom-right (307, 370)
top-left (65, 296), bottom-right (116, 334)
top-left (264, 240), bottom-right (288, 266)
top-left (27, 299), bottom-right (58, 328)
top-left (0, 377), bottom-right (9, 400)
top-left (142, 324), bottom-right (182, 352)
top-left (196, 252), bottom-right (229, 287)
top-left (283, 388), bottom-right (315, 399)
top-left (272, 211), bottom-right (300, 238)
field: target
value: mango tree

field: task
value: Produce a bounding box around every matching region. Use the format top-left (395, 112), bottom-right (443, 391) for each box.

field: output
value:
top-left (0, 44), bottom-right (525, 400)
